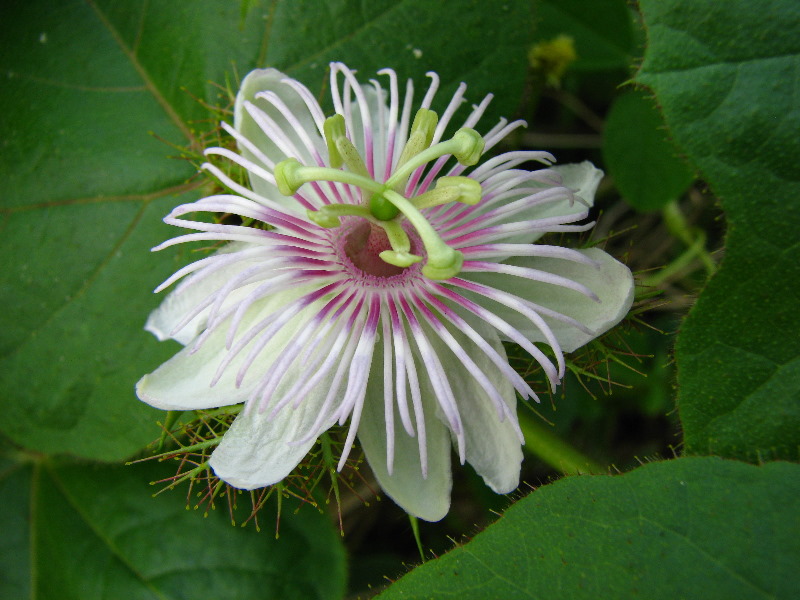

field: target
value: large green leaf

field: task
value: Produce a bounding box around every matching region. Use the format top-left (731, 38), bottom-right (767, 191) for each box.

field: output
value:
top-left (636, 0), bottom-right (800, 461)
top-left (378, 457), bottom-right (799, 599)
top-left (0, 0), bottom-right (263, 460)
top-left (0, 0), bottom-right (534, 460)
top-left (265, 0), bottom-right (534, 120)
top-left (0, 457), bottom-right (346, 600)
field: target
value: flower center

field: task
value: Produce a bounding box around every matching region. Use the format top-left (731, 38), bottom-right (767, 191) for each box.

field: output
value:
top-left (343, 221), bottom-right (405, 278)
top-left (274, 109), bottom-right (486, 280)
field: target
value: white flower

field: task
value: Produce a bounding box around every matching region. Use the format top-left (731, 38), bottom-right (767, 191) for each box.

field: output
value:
top-left (136, 62), bottom-right (634, 521)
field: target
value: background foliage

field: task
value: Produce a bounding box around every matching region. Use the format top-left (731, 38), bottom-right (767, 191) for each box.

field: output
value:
top-left (1, 0), bottom-right (796, 598)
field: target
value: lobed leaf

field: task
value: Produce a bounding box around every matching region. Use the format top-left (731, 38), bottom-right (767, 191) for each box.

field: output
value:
top-left (637, 0), bottom-right (800, 462)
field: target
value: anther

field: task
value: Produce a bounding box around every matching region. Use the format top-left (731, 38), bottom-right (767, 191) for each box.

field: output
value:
top-left (411, 176), bottom-right (482, 210)
top-left (377, 220), bottom-right (423, 266)
top-left (380, 250), bottom-right (423, 268)
top-left (307, 204), bottom-right (373, 228)
top-left (395, 108), bottom-right (439, 173)
top-left (323, 114), bottom-right (370, 178)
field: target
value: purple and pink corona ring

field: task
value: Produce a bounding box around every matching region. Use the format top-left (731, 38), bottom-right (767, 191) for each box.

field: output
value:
top-left (136, 63), bottom-right (634, 521)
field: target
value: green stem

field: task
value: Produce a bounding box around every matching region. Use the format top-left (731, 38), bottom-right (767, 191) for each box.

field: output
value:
top-left (157, 410), bottom-right (184, 451)
top-left (641, 231), bottom-right (708, 288)
top-left (518, 411), bottom-right (604, 475)
top-left (662, 200), bottom-right (716, 276)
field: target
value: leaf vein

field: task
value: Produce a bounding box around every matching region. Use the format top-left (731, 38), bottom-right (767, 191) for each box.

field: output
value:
top-left (461, 548), bottom-right (537, 598)
top-left (6, 71), bottom-right (147, 93)
top-left (85, 0), bottom-right (194, 144)
top-left (47, 465), bottom-right (172, 600)
top-left (638, 515), bottom-right (775, 599)
top-left (0, 181), bottom-right (201, 214)
top-left (282, 1), bottom-right (408, 73)
top-left (257, 0), bottom-right (279, 68)
top-left (28, 463), bottom-right (40, 600)
top-left (0, 203), bottom-right (148, 362)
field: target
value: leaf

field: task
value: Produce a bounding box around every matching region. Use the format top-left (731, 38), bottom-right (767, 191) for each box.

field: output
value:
top-left (377, 457), bottom-right (800, 599)
top-left (636, 0), bottom-right (800, 461)
top-left (0, 457), bottom-right (346, 600)
top-left (0, 0), bottom-right (534, 460)
top-left (0, 0), bottom-right (262, 460)
top-left (265, 0), bottom-right (535, 123)
top-left (535, 0), bottom-right (636, 71)
top-left (602, 89), bottom-right (694, 212)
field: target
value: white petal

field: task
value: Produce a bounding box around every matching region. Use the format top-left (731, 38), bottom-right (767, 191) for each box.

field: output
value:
top-left (234, 69), bottom-right (322, 204)
top-left (555, 161), bottom-right (604, 207)
top-left (145, 242), bottom-right (258, 345)
top-left (493, 161), bottom-right (603, 245)
top-left (357, 340), bottom-right (452, 522)
top-left (463, 247), bottom-right (634, 352)
top-left (136, 328), bottom-right (253, 411)
top-left (428, 320), bottom-right (523, 493)
top-left (136, 288), bottom-right (313, 411)
top-left (209, 380), bottom-right (338, 490)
